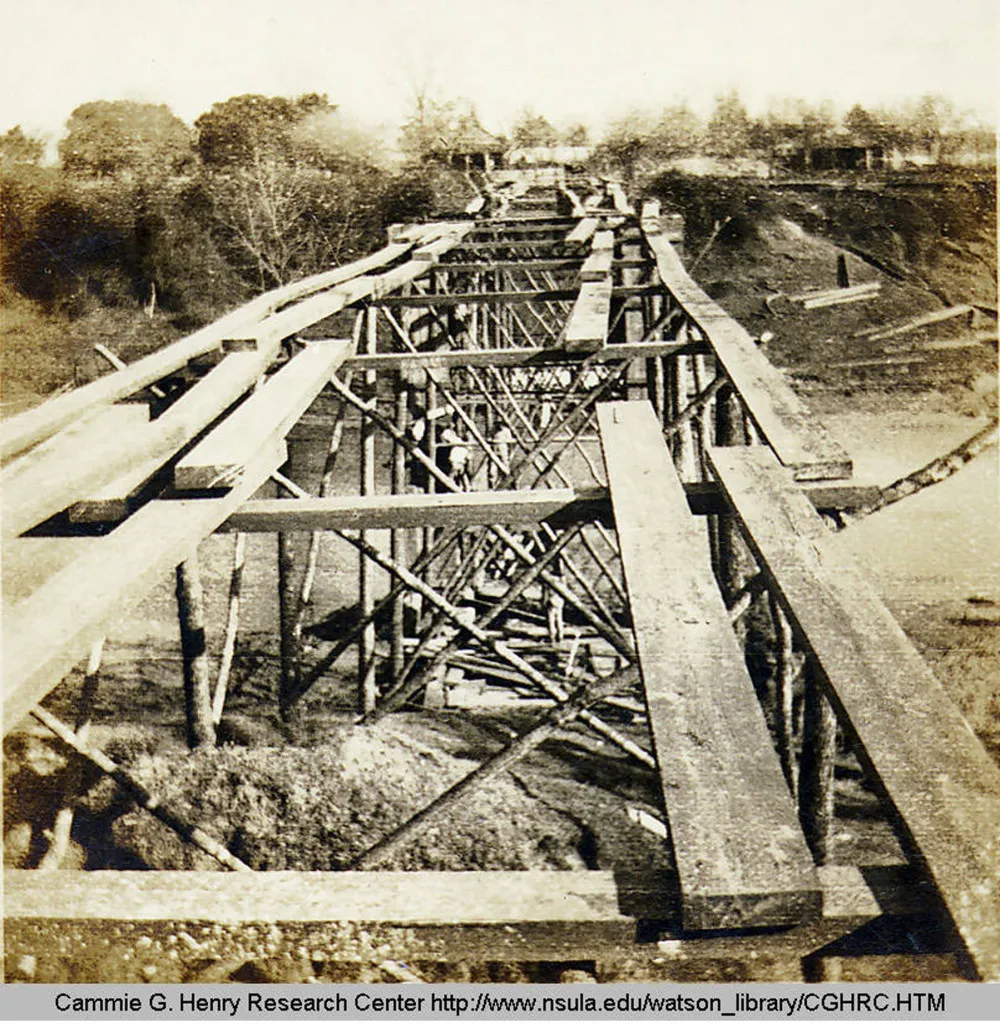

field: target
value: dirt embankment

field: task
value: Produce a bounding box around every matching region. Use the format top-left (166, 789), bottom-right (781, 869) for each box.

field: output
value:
top-left (647, 171), bottom-right (997, 396)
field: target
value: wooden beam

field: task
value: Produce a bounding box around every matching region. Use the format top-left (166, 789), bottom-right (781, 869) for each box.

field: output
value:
top-left (374, 284), bottom-right (656, 309)
top-left (0, 243), bottom-right (414, 461)
top-left (174, 341), bottom-right (351, 491)
top-left (3, 448), bottom-right (285, 733)
top-left (3, 869), bottom-right (626, 926)
top-left (580, 248), bottom-right (613, 282)
top-left (591, 229), bottom-right (615, 252)
top-left (220, 488), bottom-right (606, 533)
top-left (561, 280), bottom-right (613, 352)
top-left (598, 402), bottom-right (820, 931)
top-left (2, 862), bottom-right (942, 974)
top-left (642, 230), bottom-right (852, 481)
top-left (564, 218), bottom-right (598, 245)
top-left (2, 405), bottom-right (151, 536)
top-left (708, 444), bottom-right (1000, 980)
top-left (344, 339), bottom-right (698, 372)
top-left (62, 348), bottom-right (284, 524)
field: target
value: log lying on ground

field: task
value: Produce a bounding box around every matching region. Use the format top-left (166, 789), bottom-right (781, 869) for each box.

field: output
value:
top-left (856, 304), bottom-right (974, 341)
top-left (843, 417), bottom-right (998, 523)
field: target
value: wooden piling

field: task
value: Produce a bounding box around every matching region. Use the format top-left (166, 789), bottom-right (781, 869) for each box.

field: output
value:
top-left (359, 304), bottom-right (378, 714)
top-left (175, 552), bottom-right (215, 748)
top-left (390, 380), bottom-right (409, 684)
top-left (799, 661), bottom-right (837, 863)
top-left (769, 592), bottom-right (797, 795)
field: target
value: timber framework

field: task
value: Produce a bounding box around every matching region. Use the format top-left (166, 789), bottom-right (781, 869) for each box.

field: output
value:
top-left (3, 176), bottom-right (999, 983)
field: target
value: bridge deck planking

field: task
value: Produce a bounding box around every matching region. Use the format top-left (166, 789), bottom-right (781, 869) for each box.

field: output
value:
top-left (63, 348), bottom-right (285, 524)
top-left (642, 231), bottom-right (852, 481)
top-left (1, 405), bottom-right (150, 537)
top-left (561, 280), bottom-right (613, 352)
top-left (708, 444), bottom-right (1000, 980)
top-left (0, 242), bottom-right (417, 461)
top-left (219, 488), bottom-right (600, 533)
top-left (174, 340), bottom-right (352, 491)
top-left (597, 402), bottom-right (820, 930)
top-left (564, 218), bottom-right (598, 245)
top-left (2, 447), bottom-right (285, 733)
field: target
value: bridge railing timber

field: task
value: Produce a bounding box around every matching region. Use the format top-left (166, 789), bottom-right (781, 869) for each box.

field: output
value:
top-left (3, 177), bottom-right (996, 982)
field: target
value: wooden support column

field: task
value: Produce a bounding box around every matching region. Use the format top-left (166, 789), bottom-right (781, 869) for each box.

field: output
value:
top-left (673, 353), bottom-right (698, 482)
top-left (359, 305), bottom-right (378, 714)
top-left (769, 591), bottom-right (797, 795)
top-left (175, 551), bottom-right (215, 748)
top-left (799, 660), bottom-right (837, 864)
top-left (390, 379), bottom-right (409, 684)
top-left (277, 521), bottom-right (299, 714)
top-left (620, 237), bottom-right (646, 399)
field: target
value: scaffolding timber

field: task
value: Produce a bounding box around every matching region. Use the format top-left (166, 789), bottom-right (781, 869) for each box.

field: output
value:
top-left (3, 177), bottom-right (999, 983)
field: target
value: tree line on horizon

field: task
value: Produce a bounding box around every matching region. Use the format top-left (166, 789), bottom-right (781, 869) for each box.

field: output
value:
top-left (0, 87), bottom-right (994, 339)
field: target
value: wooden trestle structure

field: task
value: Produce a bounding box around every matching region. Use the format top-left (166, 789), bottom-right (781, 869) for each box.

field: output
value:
top-left (3, 178), bottom-right (999, 983)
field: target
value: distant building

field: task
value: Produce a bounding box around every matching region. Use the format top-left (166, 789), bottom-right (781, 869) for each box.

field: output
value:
top-left (448, 121), bottom-right (506, 172)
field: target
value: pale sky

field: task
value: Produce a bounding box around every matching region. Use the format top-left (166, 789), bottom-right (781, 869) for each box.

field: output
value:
top-left (2, 0), bottom-right (997, 151)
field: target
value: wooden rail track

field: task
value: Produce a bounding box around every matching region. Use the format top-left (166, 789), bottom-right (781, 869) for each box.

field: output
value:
top-left (3, 177), bottom-right (998, 982)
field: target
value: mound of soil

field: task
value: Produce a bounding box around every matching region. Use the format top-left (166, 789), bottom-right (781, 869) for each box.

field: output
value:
top-left (73, 716), bottom-right (670, 875)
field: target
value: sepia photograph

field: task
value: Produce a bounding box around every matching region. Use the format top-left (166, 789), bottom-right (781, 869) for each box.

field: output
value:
top-left (1, 0), bottom-right (998, 994)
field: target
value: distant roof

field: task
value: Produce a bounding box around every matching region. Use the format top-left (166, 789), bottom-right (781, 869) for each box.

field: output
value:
top-left (451, 120), bottom-right (505, 154)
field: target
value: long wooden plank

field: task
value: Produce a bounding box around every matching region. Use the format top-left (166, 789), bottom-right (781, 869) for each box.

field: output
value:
top-left (3, 864), bottom-right (936, 977)
top-left (708, 444), bottom-right (1000, 979)
top-left (2, 447), bottom-right (285, 733)
top-left (1, 405), bottom-right (151, 536)
top-left (564, 218), bottom-right (598, 245)
top-left (598, 402), bottom-right (820, 930)
top-left (4, 869), bottom-right (625, 925)
top-left (219, 488), bottom-right (603, 533)
top-left (580, 248), bottom-right (613, 282)
top-left (343, 339), bottom-right (699, 372)
top-left (0, 243), bottom-right (414, 461)
top-left (561, 280), bottom-right (613, 352)
top-left (643, 231), bottom-right (852, 481)
top-left (174, 341), bottom-right (351, 491)
top-left (63, 348), bottom-right (284, 525)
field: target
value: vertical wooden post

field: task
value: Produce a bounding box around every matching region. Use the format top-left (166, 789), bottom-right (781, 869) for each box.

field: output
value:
top-left (359, 304), bottom-right (378, 714)
top-left (713, 382), bottom-right (742, 603)
top-left (673, 354), bottom-right (697, 480)
top-left (799, 661), bottom-right (837, 863)
top-left (277, 524), bottom-right (299, 714)
top-left (769, 592), bottom-right (797, 795)
top-left (391, 378), bottom-right (409, 684)
top-left (175, 552), bottom-right (215, 747)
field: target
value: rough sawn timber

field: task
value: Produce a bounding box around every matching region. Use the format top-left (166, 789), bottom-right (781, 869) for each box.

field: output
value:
top-left (174, 340), bottom-right (352, 491)
top-left (642, 230), bottom-right (852, 481)
top-left (708, 444), bottom-right (1000, 980)
top-left (598, 401), bottom-right (821, 930)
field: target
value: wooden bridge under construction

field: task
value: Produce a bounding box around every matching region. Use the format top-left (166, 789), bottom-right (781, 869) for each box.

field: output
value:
top-left (3, 177), bottom-right (999, 983)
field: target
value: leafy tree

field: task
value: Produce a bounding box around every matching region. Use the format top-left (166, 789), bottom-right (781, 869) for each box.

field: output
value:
top-left (398, 95), bottom-right (479, 165)
top-left (908, 94), bottom-right (956, 156)
top-left (58, 101), bottom-right (193, 177)
top-left (0, 126), bottom-right (44, 166)
top-left (561, 123), bottom-right (590, 147)
top-left (651, 104), bottom-right (702, 158)
top-left (596, 111), bottom-right (657, 183)
top-left (194, 93), bottom-right (333, 167)
top-left (510, 110), bottom-right (558, 148)
top-left (844, 103), bottom-right (879, 144)
top-left (290, 109), bottom-right (386, 171)
top-left (705, 90), bottom-right (751, 158)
